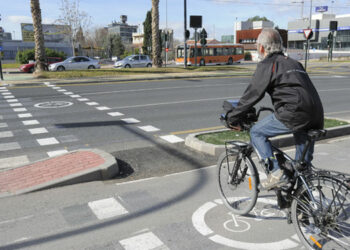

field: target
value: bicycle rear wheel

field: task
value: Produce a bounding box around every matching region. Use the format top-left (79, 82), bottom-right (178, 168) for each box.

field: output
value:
top-left (217, 151), bottom-right (258, 215)
top-left (291, 176), bottom-right (350, 249)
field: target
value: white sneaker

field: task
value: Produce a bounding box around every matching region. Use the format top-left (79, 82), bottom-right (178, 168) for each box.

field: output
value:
top-left (262, 169), bottom-right (288, 190)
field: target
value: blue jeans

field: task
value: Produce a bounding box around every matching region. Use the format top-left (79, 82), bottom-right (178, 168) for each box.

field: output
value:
top-left (250, 114), bottom-right (314, 171)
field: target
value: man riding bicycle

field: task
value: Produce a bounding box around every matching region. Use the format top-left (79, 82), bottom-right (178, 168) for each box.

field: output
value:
top-left (227, 28), bottom-right (324, 189)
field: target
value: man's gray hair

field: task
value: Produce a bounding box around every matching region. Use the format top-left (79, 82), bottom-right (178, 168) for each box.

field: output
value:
top-left (257, 28), bottom-right (284, 55)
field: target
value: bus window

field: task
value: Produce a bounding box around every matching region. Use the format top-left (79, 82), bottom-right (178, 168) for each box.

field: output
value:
top-left (216, 48), bottom-right (223, 56)
top-left (236, 47), bottom-right (243, 55)
top-left (224, 47), bottom-right (230, 56)
top-left (177, 48), bottom-right (184, 58)
top-left (206, 48), bottom-right (214, 56)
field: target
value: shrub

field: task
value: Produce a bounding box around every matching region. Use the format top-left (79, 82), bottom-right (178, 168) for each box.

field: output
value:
top-left (16, 48), bottom-right (67, 64)
top-left (244, 51), bottom-right (252, 61)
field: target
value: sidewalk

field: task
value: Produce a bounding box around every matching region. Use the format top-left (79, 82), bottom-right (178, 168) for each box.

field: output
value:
top-left (0, 149), bottom-right (118, 198)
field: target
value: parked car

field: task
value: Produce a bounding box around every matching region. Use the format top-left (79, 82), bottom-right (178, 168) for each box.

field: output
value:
top-left (19, 57), bottom-right (63, 73)
top-left (114, 55), bottom-right (152, 68)
top-left (49, 56), bottom-right (101, 71)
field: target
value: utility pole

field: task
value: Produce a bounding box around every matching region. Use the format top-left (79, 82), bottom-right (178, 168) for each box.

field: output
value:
top-left (305, 0), bottom-right (313, 71)
top-left (184, 0), bottom-right (187, 68)
top-left (0, 14), bottom-right (3, 80)
top-left (165, 0), bottom-right (168, 68)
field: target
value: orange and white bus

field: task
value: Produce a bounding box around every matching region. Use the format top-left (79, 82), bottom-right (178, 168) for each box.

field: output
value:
top-left (176, 44), bottom-right (244, 66)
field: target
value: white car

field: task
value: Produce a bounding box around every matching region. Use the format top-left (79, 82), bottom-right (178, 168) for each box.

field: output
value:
top-left (114, 55), bottom-right (152, 68)
top-left (49, 56), bottom-right (101, 71)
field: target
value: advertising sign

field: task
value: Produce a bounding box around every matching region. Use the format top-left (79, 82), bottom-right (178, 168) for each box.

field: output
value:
top-left (21, 23), bottom-right (70, 43)
top-left (315, 6), bottom-right (328, 12)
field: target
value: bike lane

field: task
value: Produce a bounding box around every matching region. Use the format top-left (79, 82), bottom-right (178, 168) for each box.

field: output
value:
top-left (1, 136), bottom-right (350, 249)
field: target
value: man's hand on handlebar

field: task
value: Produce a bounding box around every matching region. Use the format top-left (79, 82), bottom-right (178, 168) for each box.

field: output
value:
top-left (229, 124), bottom-right (242, 131)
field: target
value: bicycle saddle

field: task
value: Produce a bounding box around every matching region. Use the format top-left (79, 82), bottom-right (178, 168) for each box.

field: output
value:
top-left (307, 129), bottom-right (327, 140)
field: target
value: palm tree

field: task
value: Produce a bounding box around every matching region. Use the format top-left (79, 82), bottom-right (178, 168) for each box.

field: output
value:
top-left (151, 0), bottom-right (162, 67)
top-left (30, 0), bottom-right (46, 73)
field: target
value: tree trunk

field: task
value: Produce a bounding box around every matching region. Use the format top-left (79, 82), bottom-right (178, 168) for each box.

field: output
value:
top-left (151, 0), bottom-right (162, 67)
top-left (30, 0), bottom-right (46, 73)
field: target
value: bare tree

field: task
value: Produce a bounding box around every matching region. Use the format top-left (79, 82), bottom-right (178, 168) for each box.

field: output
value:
top-left (30, 0), bottom-right (46, 74)
top-left (57, 0), bottom-right (91, 56)
top-left (151, 0), bottom-right (162, 67)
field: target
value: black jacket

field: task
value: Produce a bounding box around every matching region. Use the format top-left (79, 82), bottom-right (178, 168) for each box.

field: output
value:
top-left (230, 52), bottom-right (324, 131)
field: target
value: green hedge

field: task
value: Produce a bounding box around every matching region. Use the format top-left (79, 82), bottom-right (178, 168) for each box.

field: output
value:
top-left (244, 52), bottom-right (252, 61)
top-left (16, 48), bottom-right (67, 64)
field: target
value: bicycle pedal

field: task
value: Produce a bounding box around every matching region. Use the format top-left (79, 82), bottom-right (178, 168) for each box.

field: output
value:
top-left (287, 211), bottom-right (292, 224)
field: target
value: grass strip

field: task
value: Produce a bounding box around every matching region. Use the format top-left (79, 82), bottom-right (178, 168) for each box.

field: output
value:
top-left (197, 118), bottom-right (349, 145)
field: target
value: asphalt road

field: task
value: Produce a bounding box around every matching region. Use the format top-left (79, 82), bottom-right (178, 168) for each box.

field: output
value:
top-left (1, 74), bottom-right (350, 169)
top-left (0, 136), bottom-right (349, 250)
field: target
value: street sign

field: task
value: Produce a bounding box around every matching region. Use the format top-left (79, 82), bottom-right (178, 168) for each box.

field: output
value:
top-left (0, 46), bottom-right (2, 52)
top-left (303, 29), bottom-right (313, 40)
top-left (315, 6), bottom-right (328, 13)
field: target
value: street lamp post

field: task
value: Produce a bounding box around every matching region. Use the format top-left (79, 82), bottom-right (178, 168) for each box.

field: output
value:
top-left (184, 0), bottom-right (187, 68)
top-left (305, 0), bottom-right (313, 71)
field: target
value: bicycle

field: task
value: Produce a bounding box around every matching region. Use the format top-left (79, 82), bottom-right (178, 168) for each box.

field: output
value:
top-left (218, 105), bottom-right (350, 249)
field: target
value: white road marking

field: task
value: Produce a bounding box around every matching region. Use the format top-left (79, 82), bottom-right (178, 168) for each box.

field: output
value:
top-left (96, 106), bottom-right (110, 110)
top-left (63, 92), bottom-right (74, 95)
top-left (88, 197), bottom-right (128, 220)
top-left (0, 87), bottom-right (7, 89)
top-left (0, 131), bottom-right (14, 138)
top-left (2, 92), bottom-right (12, 95)
top-left (0, 155), bottom-right (29, 170)
top-left (7, 99), bottom-right (18, 103)
top-left (9, 103), bottom-right (23, 107)
top-left (121, 118), bottom-right (140, 124)
top-left (52, 87), bottom-right (61, 89)
top-left (192, 201), bottom-right (216, 236)
top-left (0, 142), bottom-right (21, 151)
top-left (119, 231), bottom-right (168, 250)
top-left (112, 96), bottom-right (240, 109)
top-left (22, 120), bottom-right (39, 125)
top-left (77, 98), bottom-right (89, 101)
top-left (28, 127), bottom-right (48, 134)
top-left (47, 149), bottom-right (68, 157)
top-left (107, 112), bottom-right (124, 117)
top-left (4, 95), bottom-right (15, 99)
top-left (18, 113), bottom-right (32, 118)
top-left (160, 135), bottom-right (184, 143)
top-left (57, 89), bottom-right (67, 92)
top-left (138, 125), bottom-right (160, 132)
top-left (0, 115), bottom-right (2, 119)
top-left (70, 94), bottom-right (81, 98)
top-left (36, 137), bottom-right (59, 146)
top-left (13, 108), bottom-right (27, 112)
top-left (0, 122), bottom-right (8, 128)
top-left (86, 102), bottom-right (99, 106)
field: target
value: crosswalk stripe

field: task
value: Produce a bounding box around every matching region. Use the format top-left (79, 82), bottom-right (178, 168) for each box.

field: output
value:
top-left (96, 106), bottom-right (110, 110)
top-left (138, 125), bottom-right (160, 132)
top-left (0, 155), bottom-right (29, 170)
top-left (86, 102), bottom-right (99, 106)
top-left (9, 103), bottom-right (23, 107)
top-left (2, 92), bottom-right (12, 95)
top-left (22, 120), bottom-right (40, 126)
top-left (7, 99), bottom-right (18, 103)
top-left (0, 122), bottom-right (8, 128)
top-left (0, 142), bottom-right (21, 151)
top-left (122, 118), bottom-right (140, 124)
top-left (0, 131), bottom-right (14, 138)
top-left (64, 92), bottom-right (74, 95)
top-left (77, 98), bottom-right (89, 101)
top-left (13, 108), bottom-right (27, 112)
top-left (88, 197), bottom-right (128, 220)
top-left (18, 113), bottom-right (33, 118)
top-left (36, 137), bottom-right (59, 146)
top-left (47, 149), bottom-right (68, 157)
top-left (107, 112), bottom-right (124, 117)
top-left (28, 127), bottom-right (48, 135)
top-left (70, 95), bottom-right (81, 98)
top-left (160, 135), bottom-right (184, 143)
top-left (4, 95), bottom-right (15, 99)
top-left (57, 89), bottom-right (67, 92)
top-left (119, 232), bottom-right (168, 250)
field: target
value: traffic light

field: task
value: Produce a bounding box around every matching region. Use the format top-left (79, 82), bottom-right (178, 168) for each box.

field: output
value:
top-left (200, 28), bottom-right (207, 46)
top-left (185, 30), bottom-right (190, 40)
top-left (327, 32), bottom-right (333, 47)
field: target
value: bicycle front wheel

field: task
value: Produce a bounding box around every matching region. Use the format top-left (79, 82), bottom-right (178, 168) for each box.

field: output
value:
top-left (217, 151), bottom-right (258, 215)
top-left (291, 176), bottom-right (350, 250)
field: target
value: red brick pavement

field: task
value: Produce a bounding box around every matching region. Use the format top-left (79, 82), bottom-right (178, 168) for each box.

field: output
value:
top-left (0, 151), bottom-right (105, 195)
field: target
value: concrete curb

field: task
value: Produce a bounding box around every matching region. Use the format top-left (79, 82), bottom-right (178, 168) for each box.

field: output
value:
top-left (185, 124), bottom-right (350, 157)
top-left (0, 149), bottom-right (118, 197)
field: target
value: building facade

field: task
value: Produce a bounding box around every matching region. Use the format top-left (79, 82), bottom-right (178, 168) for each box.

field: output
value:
top-left (288, 13), bottom-right (350, 50)
top-left (107, 15), bottom-right (138, 44)
top-left (221, 35), bottom-right (234, 43)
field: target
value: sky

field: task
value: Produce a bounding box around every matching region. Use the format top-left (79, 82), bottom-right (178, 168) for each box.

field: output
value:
top-left (1, 0), bottom-right (350, 41)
